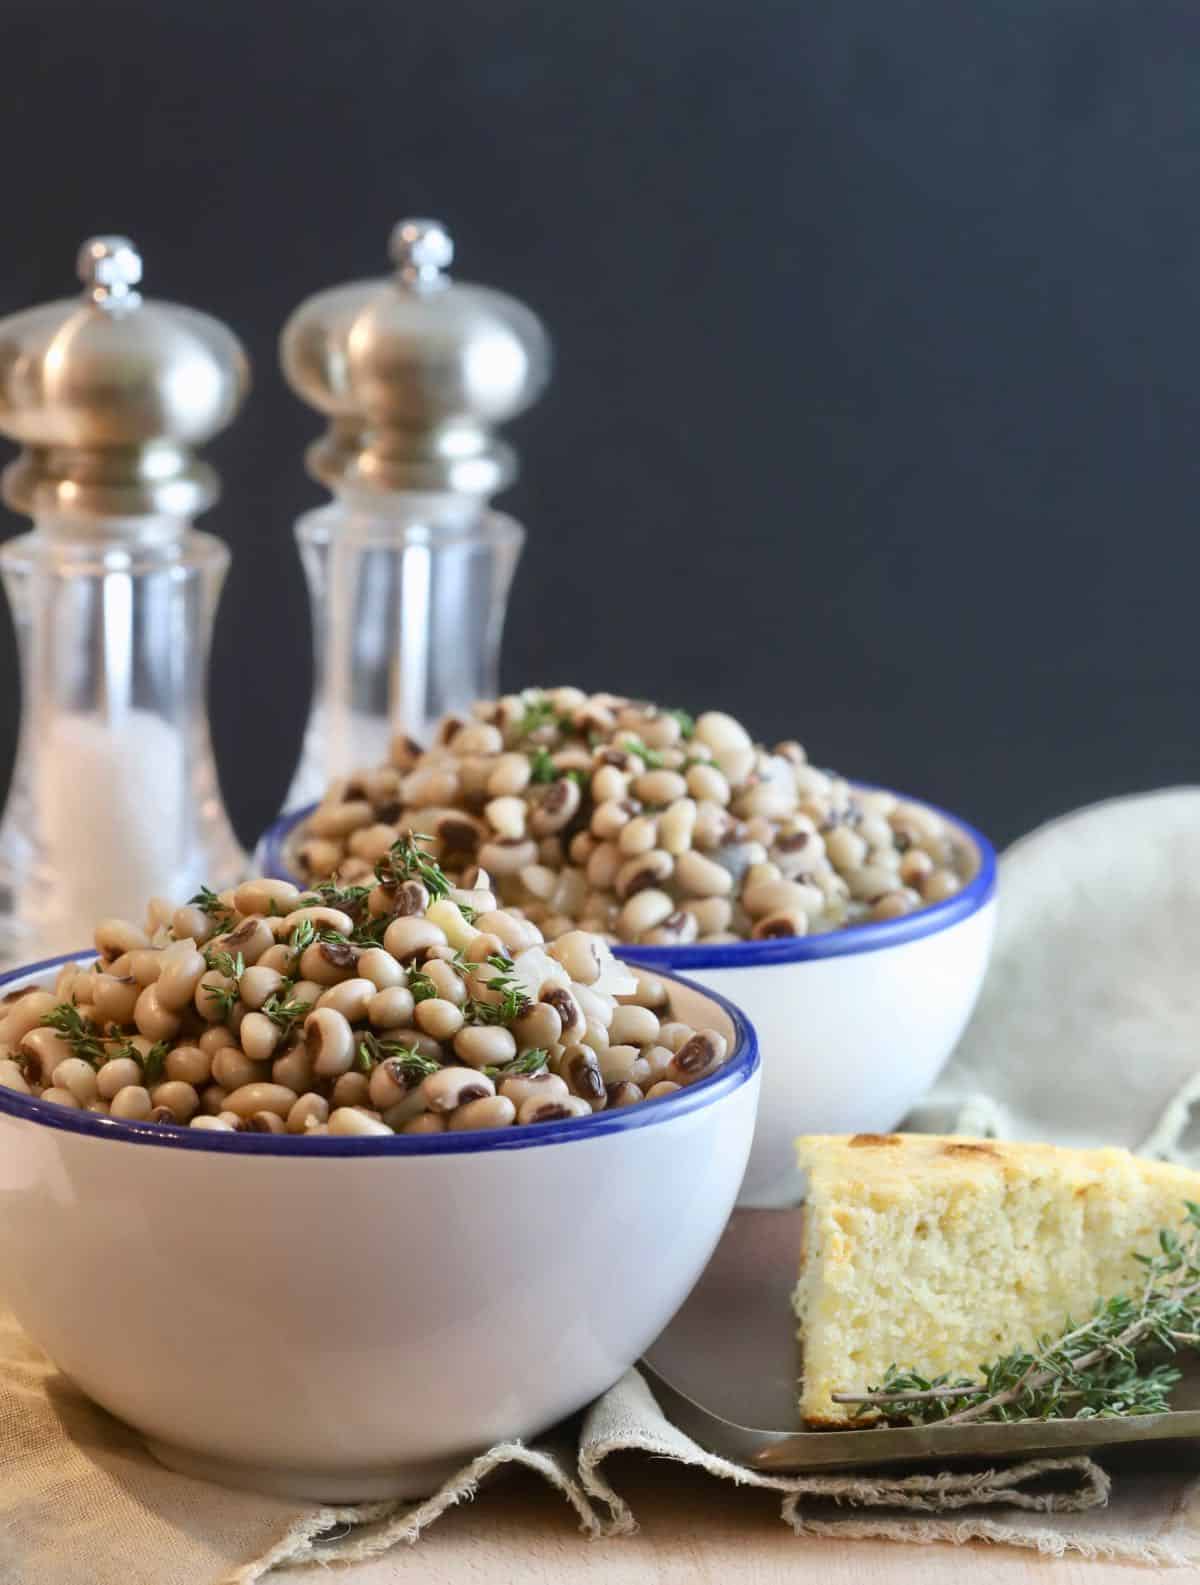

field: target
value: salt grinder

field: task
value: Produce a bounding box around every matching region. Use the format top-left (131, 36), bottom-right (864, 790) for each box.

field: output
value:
top-left (279, 218), bottom-right (551, 805)
top-left (0, 236), bottom-right (249, 964)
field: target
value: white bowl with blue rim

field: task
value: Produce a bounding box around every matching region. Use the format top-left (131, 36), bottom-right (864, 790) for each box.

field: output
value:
top-left (257, 791), bottom-right (997, 1208)
top-left (0, 956), bottom-right (758, 1502)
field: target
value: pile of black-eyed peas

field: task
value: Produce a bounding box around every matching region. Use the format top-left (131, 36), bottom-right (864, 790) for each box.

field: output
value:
top-left (292, 688), bottom-right (974, 944)
top-left (0, 840), bottom-right (731, 1136)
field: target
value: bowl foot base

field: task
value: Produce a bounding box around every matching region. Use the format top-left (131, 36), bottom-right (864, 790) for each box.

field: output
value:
top-left (144, 1437), bottom-right (469, 1502)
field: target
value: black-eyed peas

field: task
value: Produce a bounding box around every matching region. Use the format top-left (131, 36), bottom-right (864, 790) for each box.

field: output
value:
top-left (289, 690), bottom-right (973, 943)
top-left (6, 852), bottom-right (734, 1139)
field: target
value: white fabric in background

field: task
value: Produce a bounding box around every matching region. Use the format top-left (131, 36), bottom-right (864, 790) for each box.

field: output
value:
top-left (910, 787), bottom-right (1200, 1160)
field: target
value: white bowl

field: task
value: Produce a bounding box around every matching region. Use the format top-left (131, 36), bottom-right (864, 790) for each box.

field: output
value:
top-left (0, 958), bottom-right (758, 1502)
top-left (621, 799), bottom-right (997, 1206)
top-left (257, 790), bottom-right (996, 1210)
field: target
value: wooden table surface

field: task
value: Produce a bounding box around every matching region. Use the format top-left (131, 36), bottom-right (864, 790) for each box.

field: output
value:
top-left (332, 1457), bottom-right (1157, 1583)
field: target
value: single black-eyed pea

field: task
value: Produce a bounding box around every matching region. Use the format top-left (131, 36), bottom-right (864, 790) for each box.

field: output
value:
top-left (331, 1072), bottom-right (370, 1108)
top-left (529, 776), bottom-right (582, 837)
top-left (234, 879), bottom-right (301, 917)
top-left (923, 869), bottom-right (962, 903)
top-left (236, 964), bottom-right (284, 1010)
top-left (639, 910), bottom-right (699, 947)
top-left (499, 1070), bottom-right (569, 1109)
top-left (50, 1056), bottom-right (98, 1105)
top-left (19, 1027), bottom-right (76, 1082)
top-left (454, 1024), bottom-right (516, 1070)
top-left (272, 1043), bottom-right (314, 1092)
top-left (640, 1046), bottom-right (676, 1084)
top-left (423, 958), bottom-right (467, 1004)
top-left (286, 1093), bottom-right (330, 1134)
top-left (657, 1022), bottom-right (695, 1054)
top-left (150, 1080), bottom-right (199, 1122)
top-left (368, 1057), bottom-right (425, 1110)
top-left (257, 942), bottom-right (293, 974)
top-left (212, 1047), bottom-right (264, 1092)
top-left (609, 1004), bottom-right (660, 1047)
top-left (240, 1010), bottom-right (284, 1062)
top-left (134, 984), bottom-right (182, 1042)
top-left (91, 973), bottom-right (141, 1024)
top-left (421, 1067), bottom-right (495, 1114)
top-left (382, 1091), bottom-right (428, 1130)
top-left (561, 1046), bottom-right (607, 1110)
top-left (315, 977), bottom-right (376, 1021)
top-left (165, 1044), bottom-right (211, 1086)
top-left (750, 909), bottom-right (808, 939)
top-left (414, 996), bottom-right (465, 1041)
top-left (580, 1017), bottom-right (609, 1054)
top-left (383, 916), bottom-right (447, 962)
top-left (213, 915), bottom-right (276, 967)
top-left (241, 1110), bottom-right (285, 1134)
top-left (94, 917), bottom-right (150, 962)
top-left (616, 814), bottom-right (658, 857)
top-left (513, 1001), bottom-right (561, 1052)
top-left (148, 1106), bottom-right (175, 1124)
top-left (194, 969), bottom-right (236, 1023)
top-left (356, 946), bottom-right (406, 990)
top-left (0, 990), bottom-right (57, 1045)
top-left (221, 1082), bottom-right (298, 1120)
top-left (449, 1095), bottom-right (517, 1131)
top-left (585, 842), bottom-right (621, 891)
top-left (367, 986), bottom-right (417, 1029)
top-left (517, 1094), bottom-right (592, 1124)
top-left (539, 984), bottom-right (585, 1043)
top-left (402, 1113), bottom-right (447, 1135)
top-left (304, 1007), bottom-right (356, 1076)
top-left (646, 1080), bottom-right (681, 1100)
top-left (298, 939), bottom-right (360, 987)
top-left (109, 1085), bottom-right (153, 1121)
top-left (199, 1084), bottom-right (230, 1115)
top-left (633, 769), bottom-right (688, 806)
top-left (0, 1059), bottom-right (30, 1094)
top-left (666, 1030), bottom-right (728, 1085)
top-left (674, 850), bottom-right (734, 899)
top-left (606, 1081), bottom-right (644, 1108)
top-left (190, 1115), bottom-right (236, 1132)
top-left (547, 929), bottom-right (604, 985)
top-left (96, 1056), bottom-right (143, 1099)
top-left (618, 888), bottom-right (675, 939)
top-left (598, 1044), bottom-right (640, 1085)
top-left (328, 1106), bottom-right (392, 1137)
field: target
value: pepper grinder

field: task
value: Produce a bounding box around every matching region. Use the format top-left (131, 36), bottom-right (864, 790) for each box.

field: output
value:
top-left (0, 236), bottom-right (250, 965)
top-left (279, 218), bottom-right (550, 806)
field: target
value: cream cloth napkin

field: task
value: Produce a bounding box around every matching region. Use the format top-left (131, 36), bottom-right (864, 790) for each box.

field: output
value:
top-left (2, 1305), bottom-right (1198, 1583)
top-left (8, 788), bottom-right (1200, 1582)
top-left (910, 787), bottom-right (1200, 1158)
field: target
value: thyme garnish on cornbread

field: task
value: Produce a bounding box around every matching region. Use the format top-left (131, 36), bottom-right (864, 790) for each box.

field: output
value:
top-left (834, 1203), bottom-right (1200, 1425)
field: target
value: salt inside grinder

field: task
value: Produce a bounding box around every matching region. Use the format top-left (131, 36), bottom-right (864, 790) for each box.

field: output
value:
top-left (0, 236), bottom-right (249, 964)
top-left (279, 218), bottom-right (551, 805)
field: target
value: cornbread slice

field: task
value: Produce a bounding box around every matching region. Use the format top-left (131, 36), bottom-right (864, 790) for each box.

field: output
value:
top-left (794, 1133), bottom-right (1200, 1426)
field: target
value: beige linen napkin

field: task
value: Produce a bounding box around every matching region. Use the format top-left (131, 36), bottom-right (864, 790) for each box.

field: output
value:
top-left (910, 787), bottom-right (1200, 1157)
top-left (2, 1308), bottom-right (1197, 1584)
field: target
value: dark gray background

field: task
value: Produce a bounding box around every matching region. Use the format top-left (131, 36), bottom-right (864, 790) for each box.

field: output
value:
top-left (2, 0), bottom-right (1197, 851)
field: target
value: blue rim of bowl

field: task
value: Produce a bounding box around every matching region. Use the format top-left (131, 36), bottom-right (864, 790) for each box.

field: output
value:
top-left (0, 958), bottom-right (758, 1157)
top-left (255, 788), bottom-right (997, 970)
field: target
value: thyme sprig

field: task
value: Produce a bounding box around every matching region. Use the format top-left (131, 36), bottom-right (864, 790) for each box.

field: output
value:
top-left (468, 955), bottom-right (530, 1025)
top-left (355, 1032), bottom-right (441, 1080)
top-left (261, 990), bottom-right (313, 1038)
top-left (188, 886), bottom-right (235, 927)
top-left (375, 832), bottom-right (451, 902)
top-left (621, 737), bottom-right (667, 769)
top-left (484, 1048), bottom-right (549, 1079)
top-left (40, 1004), bottom-right (109, 1066)
top-left (39, 1006), bottom-right (168, 1084)
top-left (834, 1203), bottom-right (1200, 1425)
